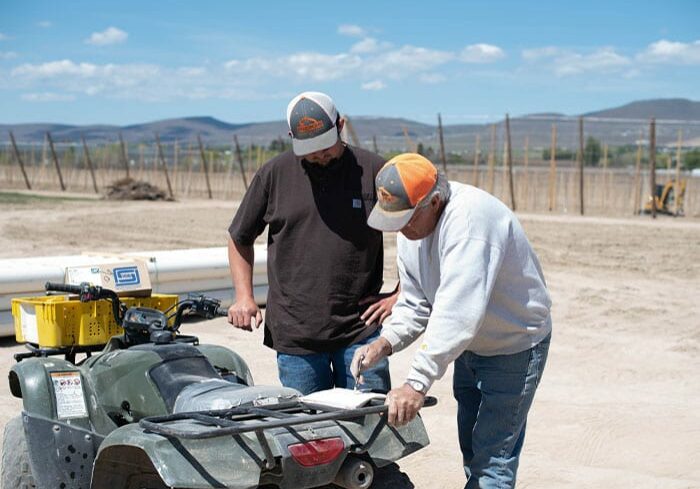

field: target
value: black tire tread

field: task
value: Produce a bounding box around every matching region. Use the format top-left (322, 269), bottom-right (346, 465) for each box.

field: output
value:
top-left (1, 416), bottom-right (36, 489)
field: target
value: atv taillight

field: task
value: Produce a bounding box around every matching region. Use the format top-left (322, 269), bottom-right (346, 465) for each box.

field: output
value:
top-left (288, 437), bottom-right (345, 466)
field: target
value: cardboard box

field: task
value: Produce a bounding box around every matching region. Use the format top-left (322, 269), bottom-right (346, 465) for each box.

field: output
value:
top-left (64, 261), bottom-right (152, 297)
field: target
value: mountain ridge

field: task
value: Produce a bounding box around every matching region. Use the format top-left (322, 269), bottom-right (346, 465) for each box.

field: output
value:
top-left (2, 98), bottom-right (699, 148)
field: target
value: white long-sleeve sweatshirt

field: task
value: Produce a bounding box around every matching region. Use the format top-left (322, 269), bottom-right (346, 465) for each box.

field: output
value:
top-left (380, 182), bottom-right (552, 391)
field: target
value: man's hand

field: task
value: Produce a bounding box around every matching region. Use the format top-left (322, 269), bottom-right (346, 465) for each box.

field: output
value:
top-left (350, 337), bottom-right (393, 384)
top-left (227, 296), bottom-right (262, 331)
top-left (386, 383), bottom-right (426, 427)
top-left (359, 288), bottom-right (399, 326)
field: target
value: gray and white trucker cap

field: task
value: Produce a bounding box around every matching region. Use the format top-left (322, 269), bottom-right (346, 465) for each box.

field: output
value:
top-left (286, 91), bottom-right (339, 156)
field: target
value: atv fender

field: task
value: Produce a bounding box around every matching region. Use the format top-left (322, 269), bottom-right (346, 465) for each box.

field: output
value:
top-left (92, 424), bottom-right (265, 489)
top-left (196, 344), bottom-right (254, 385)
top-left (9, 357), bottom-right (90, 429)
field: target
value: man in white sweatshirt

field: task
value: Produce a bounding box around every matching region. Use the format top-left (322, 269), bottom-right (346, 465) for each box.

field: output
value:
top-left (351, 153), bottom-right (551, 488)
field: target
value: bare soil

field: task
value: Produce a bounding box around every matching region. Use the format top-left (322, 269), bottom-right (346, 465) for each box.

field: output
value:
top-left (1, 194), bottom-right (699, 488)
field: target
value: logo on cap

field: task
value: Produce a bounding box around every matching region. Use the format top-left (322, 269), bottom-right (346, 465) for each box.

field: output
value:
top-left (297, 116), bottom-right (325, 135)
top-left (378, 186), bottom-right (398, 204)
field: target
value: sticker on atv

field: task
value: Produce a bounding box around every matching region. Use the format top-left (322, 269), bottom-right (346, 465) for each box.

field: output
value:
top-left (50, 371), bottom-right (88, 419)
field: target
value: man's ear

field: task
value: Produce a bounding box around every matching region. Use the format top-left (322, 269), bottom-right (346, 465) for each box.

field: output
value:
top-left (430, 194), bottom-right (441, 211)
top-left (337, 117), bottom-right (345, 133)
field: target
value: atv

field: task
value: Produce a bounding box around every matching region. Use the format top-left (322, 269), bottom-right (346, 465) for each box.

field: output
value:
top-left (2, 282), bottom-right (432, 489)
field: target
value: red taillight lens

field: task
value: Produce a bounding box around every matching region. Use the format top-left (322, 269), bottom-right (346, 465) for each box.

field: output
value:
top-left (288, 437), bottom-right (345, 467)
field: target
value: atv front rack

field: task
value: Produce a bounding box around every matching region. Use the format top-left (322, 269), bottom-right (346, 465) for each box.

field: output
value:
top-left (140, 396), bottom-right (438, 440)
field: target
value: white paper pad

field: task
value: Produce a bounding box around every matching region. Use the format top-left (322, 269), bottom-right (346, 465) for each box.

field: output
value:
top-left (300, 388), bottom-right (386, 409)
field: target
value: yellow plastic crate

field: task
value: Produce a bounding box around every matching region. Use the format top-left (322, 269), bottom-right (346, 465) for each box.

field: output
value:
top-left (11, 294), bottom-right (179, 347)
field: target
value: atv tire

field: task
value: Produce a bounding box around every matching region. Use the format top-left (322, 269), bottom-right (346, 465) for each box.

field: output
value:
top-left (1, 416), bottom-right (36, 489)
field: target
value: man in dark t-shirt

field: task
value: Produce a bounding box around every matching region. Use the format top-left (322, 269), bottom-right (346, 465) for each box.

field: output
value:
top-left (227, 91), bottom-right (397, 394)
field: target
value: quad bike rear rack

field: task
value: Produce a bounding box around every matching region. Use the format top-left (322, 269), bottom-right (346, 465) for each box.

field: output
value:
top-left (140, 396), bottom-right (438, 439)
top-left (139, 397), bottom-right (436, 471)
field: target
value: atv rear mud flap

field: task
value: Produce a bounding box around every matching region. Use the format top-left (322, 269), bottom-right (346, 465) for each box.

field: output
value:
top-left (92, 409), bottom-right (430, 489)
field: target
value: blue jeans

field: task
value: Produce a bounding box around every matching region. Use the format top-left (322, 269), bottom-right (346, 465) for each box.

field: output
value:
top-left (453, 334), bottom-right (550, 489)
top-left (277, 329), bottom-right (391, 395)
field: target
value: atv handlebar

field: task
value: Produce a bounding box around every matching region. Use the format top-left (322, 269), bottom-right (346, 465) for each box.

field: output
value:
top-left (45, 282), bottom-right (83, 294)
top-left (45, 281), bottom-right (125, 326)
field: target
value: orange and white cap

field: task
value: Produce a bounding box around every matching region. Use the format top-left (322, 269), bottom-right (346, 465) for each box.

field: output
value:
top-left (368, 153), bottom-right (438, 231)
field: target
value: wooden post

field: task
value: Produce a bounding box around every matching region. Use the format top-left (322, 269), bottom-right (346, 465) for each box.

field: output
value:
top-left (256, 144), bottom-right (263, 170)
top-left (487, 124), bottom-right (496, 194)
top-left (523, 136), bottom-right (530, 210)
top-left (184, 143), bottom-right (194, 197)
top-left (233, 135), bottom-right (249, 191)
top-left (80, 135), bottom-right (99, 193)
top-left (9, 132), bottom-right (32, 190)
top-left (46, 132), bottom-right (66, 191)
top-left (197, 134), bottom-right (213, 199)
top-left (577, 117), bottom-right (585, 215)
top-left (437, 113), bottom-right (448, 174)
top-left (343, 116), bottom-right (362, 148)
top-left (119, 132), bottom-right (130, 178)
top-left (548, 124), bottom-right (557, 212)
top-left (372, 135), bottom-right (379, 154)
top-left (505, 114), bottom-right (516, 211)
top-left (674, 129), bottom-right (683, 215)
top-left (472, 134), bottom-right (481, 187)
top-left (601, 143), bottom-right (609, 209)
top-left (649, 118), bottom-right (657, 219)
top-left (173, 139), bottom-right (180, 194)
top-left (401, 126), bottom-right (417, 153)
top-left (632, 131), bottom-right (643, 214)
top-left (155, 134), bottom-right (175, 199)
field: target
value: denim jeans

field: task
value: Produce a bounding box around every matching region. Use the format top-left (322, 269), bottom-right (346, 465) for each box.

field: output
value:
top-left (453, 334), bottom-right (550, 489)
top-left (277, 329), bottom-right (391, 395)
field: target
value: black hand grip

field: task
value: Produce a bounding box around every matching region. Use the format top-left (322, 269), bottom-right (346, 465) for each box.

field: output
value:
top-left (45, 282), bottom-right (82, 294)
top-left (423, 396), bottom-right (438, 408)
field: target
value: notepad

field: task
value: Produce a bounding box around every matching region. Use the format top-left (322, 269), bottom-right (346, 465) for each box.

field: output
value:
top-left (300, 388), bottom-right (386, 409)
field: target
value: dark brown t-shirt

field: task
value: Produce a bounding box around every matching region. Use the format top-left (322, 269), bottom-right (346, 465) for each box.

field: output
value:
top-left (228, 145), bottom-right (386, 354)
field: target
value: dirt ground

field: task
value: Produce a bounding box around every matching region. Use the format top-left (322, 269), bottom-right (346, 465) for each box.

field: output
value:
top-left (0, 192), bottom-right (699, 488)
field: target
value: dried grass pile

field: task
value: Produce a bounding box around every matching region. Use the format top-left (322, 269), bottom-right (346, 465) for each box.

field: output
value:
top-left (104, 178), bottom-right (173, 201)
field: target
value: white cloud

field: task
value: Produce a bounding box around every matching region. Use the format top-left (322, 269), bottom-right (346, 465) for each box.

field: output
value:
top-left (37, 21), bottom-right (52, 28)
top-left (637, 39), bottom-right (700, 64)
top-left (350, 37), bottom-right (391, 54)
top-left (366, 46), bottom-right (454, 78)
top-left (459, 43), bottom-right (505, 63)
top-left (10, 60), bottom-right (168, 100)
top-left (13, 60), bottom-right (99, 78)
top-left (338, 24), bottom-right (366, 37)
top-left (21, 92), bottom-right (75, 102)
top-left (177, 66), bottom-right (207, 77)
top-left (419, 73), bottom-right (446, 84)
top-left (361, 80), bottom-right (386, 91)
top-left (0, 33), bottom-right (9, 41)
top-left (553, 48), bottom-right (631, 76)
top-left (226, 52), bottom-right (363, 82)
top-left (0, 51), bottom-right (18, 60)
top-left (521, 46), bottom-right (562, 61)
top-left (85, 27), bottom-right (128, 46)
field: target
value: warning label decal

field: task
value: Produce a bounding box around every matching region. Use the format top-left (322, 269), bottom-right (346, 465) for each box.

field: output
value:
top-left (50, 371), bottom-right (88, 419)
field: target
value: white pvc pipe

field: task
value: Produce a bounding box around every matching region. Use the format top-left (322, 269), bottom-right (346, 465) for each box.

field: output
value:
top-left (0, 245), bottom-right (268, 337)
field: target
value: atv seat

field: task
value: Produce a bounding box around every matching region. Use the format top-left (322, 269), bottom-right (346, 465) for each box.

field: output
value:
top-left (174, 379), bottom-right (300, 413)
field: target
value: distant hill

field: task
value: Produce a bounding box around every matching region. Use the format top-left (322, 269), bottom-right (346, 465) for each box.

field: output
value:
top-left (2, 98), bottom-right (699, 150)
top-left (585, 98), bottom-right (700, 121)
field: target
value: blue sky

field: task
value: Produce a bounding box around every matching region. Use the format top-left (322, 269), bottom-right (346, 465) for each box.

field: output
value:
top-left (1, 0), bottom-right (698, 125)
